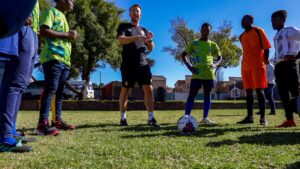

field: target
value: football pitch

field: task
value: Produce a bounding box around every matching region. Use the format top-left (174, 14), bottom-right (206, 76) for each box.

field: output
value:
top-left (1, 109), bottom-right (300, 169)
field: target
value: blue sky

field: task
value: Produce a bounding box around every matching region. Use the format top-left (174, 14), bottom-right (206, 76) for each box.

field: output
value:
top-left (35, 0), bottom-right (300, 87)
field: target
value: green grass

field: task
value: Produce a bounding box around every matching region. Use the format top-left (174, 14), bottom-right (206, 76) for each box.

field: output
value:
top-left (1, 109), bottom-right (300, 169)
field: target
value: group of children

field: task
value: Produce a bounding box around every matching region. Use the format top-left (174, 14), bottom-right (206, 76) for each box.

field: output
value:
top-left (182, 10), bottom-right (300, 128)
top-left (0, 2), bottom-right (300, 153)
top-left (0, 0), bottom-right (76, 153)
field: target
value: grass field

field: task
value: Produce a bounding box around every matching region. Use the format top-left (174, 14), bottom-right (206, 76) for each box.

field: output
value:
top-left (1, 109), bottom-right (300, 169)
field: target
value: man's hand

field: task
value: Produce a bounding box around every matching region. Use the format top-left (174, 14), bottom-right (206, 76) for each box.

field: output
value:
top-left (66, 30), bottom-right (78, 41)
top-left (210, 64), bottom-right (217, 69)
top-left (144, 31), bottom-right (154, 42)
top-left (25, 17), bottom-right (33, 26)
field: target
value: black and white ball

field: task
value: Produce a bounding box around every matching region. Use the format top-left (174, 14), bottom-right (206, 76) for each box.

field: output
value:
top-left (177, 115), bottom-right (198, 134)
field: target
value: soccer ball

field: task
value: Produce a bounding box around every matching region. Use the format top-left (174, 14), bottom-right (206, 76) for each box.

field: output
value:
top-left (177, 115), bottom-right (198, 134)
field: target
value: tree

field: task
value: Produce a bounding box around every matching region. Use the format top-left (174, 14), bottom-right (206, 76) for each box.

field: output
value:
top-left (163, 17), bottom-right (242, 70)
top-left (66, 0), bottom-right (123, 99)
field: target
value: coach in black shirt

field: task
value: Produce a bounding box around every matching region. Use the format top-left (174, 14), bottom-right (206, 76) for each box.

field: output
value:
top-left (117, 4), bottom-right (160, 127)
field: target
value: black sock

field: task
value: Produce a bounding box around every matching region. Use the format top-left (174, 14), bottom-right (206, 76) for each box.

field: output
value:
top-left (246, 95), bottom-right (254, 118)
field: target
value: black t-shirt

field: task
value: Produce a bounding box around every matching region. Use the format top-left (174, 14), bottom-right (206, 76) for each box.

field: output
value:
top-left (117, 23), bottom-right (150, 70)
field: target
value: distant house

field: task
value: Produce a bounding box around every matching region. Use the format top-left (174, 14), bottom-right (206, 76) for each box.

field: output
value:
top-left (228, 77), bottom-right (245, 99)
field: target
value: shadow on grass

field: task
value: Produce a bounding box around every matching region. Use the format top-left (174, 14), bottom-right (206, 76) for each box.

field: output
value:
top-left (285, 162), bottom-right (300, 169)
top-left (207, 132), bottom-right (300, 147)
top-left (76, 123), bottom-right (119, 129)
top-left (121, 125), bottom-right (256, 139)
top-left (119, 123), bottom-right (175, 132)
top-left (214, 114), bottom-right (245, 117)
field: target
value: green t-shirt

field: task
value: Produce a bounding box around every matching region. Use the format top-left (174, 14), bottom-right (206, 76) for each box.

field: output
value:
top-left (185, 39), bottom-right (221, 80)
top-left (32, 0), bottom-right (39, 33)
top-left (40, 7), bottom-right (71, 66)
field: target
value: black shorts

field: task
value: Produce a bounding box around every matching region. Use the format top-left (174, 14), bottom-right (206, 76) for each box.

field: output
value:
top-left (121, 65), bottom-right (152, 88)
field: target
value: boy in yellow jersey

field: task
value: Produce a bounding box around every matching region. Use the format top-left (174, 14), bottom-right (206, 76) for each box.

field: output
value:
top-left (36, 0), bottom-right (77, 136)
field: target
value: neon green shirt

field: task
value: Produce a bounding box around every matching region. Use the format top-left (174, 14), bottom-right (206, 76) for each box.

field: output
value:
top-left (40, 7), bottom-right (71, 66)
top-left (32, 0), bottom-right (39, 33)
top-left (185, 39), bottom-right (221, 80)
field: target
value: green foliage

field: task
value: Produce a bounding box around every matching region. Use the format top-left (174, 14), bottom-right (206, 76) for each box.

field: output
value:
top-left (211, 20), bottom-right (242, 68)
top-left (163, 17), bottom-right (242, 69)
top-left (0, 110), bottom-right (299, 169)
top-left (66, 0), bottom-right (123, 81)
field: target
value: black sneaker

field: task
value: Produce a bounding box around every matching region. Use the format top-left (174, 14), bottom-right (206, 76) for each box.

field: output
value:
top-left (120, 119), bottom-right (128, 126)
top-left (148, 118), bottom-right (160, 128)
top-left (237, 116), bottom-right (254, 124)
top-left (255, 112), bottom-right (261, 115)
top-left (0, 143), bottom-right (32, 153)
top-left (260, 118), bottom-right (268, 126)
top-left (269, 112), bottom-right (276, 115)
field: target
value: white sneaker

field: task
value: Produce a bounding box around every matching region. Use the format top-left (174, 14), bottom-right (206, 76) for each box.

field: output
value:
top-left (200, 118), bottom-right (216, 125)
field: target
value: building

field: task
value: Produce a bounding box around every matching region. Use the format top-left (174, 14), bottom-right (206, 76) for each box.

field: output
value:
top-left (101, 75), bottom-right (167, 100)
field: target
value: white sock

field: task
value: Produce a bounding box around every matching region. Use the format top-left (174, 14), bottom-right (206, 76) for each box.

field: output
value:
top-left (148, 112), bottom-right (154, 121)
top-left (121, 112), bottom-right (126, 120)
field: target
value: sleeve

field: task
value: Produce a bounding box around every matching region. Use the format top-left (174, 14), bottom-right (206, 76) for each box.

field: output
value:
top-left (213, 43), bottom-right (221, 56)
top-left (288, 27), bottom-right (300, 40)
top-left (40, 8), bottom-right (54, 29)
top-left (117, 23), bottom-right (126, 38)
top-left (143, 27), bottom-right (149, 36)
top-left (258, 28), bottom-right (272, 49)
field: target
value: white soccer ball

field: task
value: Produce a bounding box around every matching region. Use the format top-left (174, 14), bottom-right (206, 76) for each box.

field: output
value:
top-left (177, 115), bottom-right (198, 134)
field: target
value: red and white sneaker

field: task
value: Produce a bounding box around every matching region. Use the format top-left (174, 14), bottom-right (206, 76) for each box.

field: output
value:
top-left (276, 119), bottom-right (296, 128)
top-left (36, 120), bottom-right (60, 136)
top-left (52, 119), bottom-right (76, 130)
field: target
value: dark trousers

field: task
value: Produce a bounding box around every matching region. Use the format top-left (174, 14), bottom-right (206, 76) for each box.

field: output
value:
top-left (39, 60), bottom-right (70, 121)
top-left (0, 26), bottom-right (37, 139)
top-left (274, 61), bottom-right (299, 120)
top-left (264, 83), bottom-right (276, 114)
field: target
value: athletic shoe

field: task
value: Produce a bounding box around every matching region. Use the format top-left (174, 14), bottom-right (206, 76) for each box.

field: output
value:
top-left (35, 120), bottom-right (60, 136)
top-left (276, 119), bottom-right (296, 128)
top-left (148, 118), bottom-right (160, 128)
top-left (200, 118), bottom-right (216, 125)
top-left (52, 119), bottom-right (76, 130)
top-left (0, 138), bottom-right (32, 153)
top-left (0, 143), bottom-right (32, 153)
top-left (269, 112), bottom-right (276, 115)
top-left (255, 112), bottom-right (261, 115)
top-left (120, 119), bottom-right (128, 126)
top-left (14, 136), bottom-right (37, 144)
top-left (237, 116), bottom-right (254, 124)
top-left (259, 118), bottom-right (268, 126)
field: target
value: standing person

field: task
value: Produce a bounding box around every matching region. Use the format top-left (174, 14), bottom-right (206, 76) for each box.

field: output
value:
top-left (181, 23), bottom-right (222, 124)
top-left (256, 61), bottom-right (276, 115)
top-left (36, 0), bottom-right (77, 135)
top-left (0, 1), bottom-right (39, 152)
top-left (117, 4), bottom-right (159, 127)
top-left (237, 15), bottom-right (271, 126)
top-left (271, 10), bottom-right (300, 127)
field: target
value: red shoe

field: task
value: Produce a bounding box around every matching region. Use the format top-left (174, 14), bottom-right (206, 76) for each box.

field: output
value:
top-left (36, 120), bottom-right (60, 136)
top-left (52, 119), bottom-right (76, 130)
top-left (276, 119), bottom-right (296, 128)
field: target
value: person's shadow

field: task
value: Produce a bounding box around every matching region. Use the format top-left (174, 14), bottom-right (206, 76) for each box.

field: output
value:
top-left (207, 132), bottom-right (300, 147)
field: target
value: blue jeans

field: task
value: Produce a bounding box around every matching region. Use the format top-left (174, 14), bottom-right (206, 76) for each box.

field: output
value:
top-left (264, 83), bottom-right (276, 114)
top-left (39, 60), bottom-right (70, 121)
top-left (0, 26), bottom-right (37, 139)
